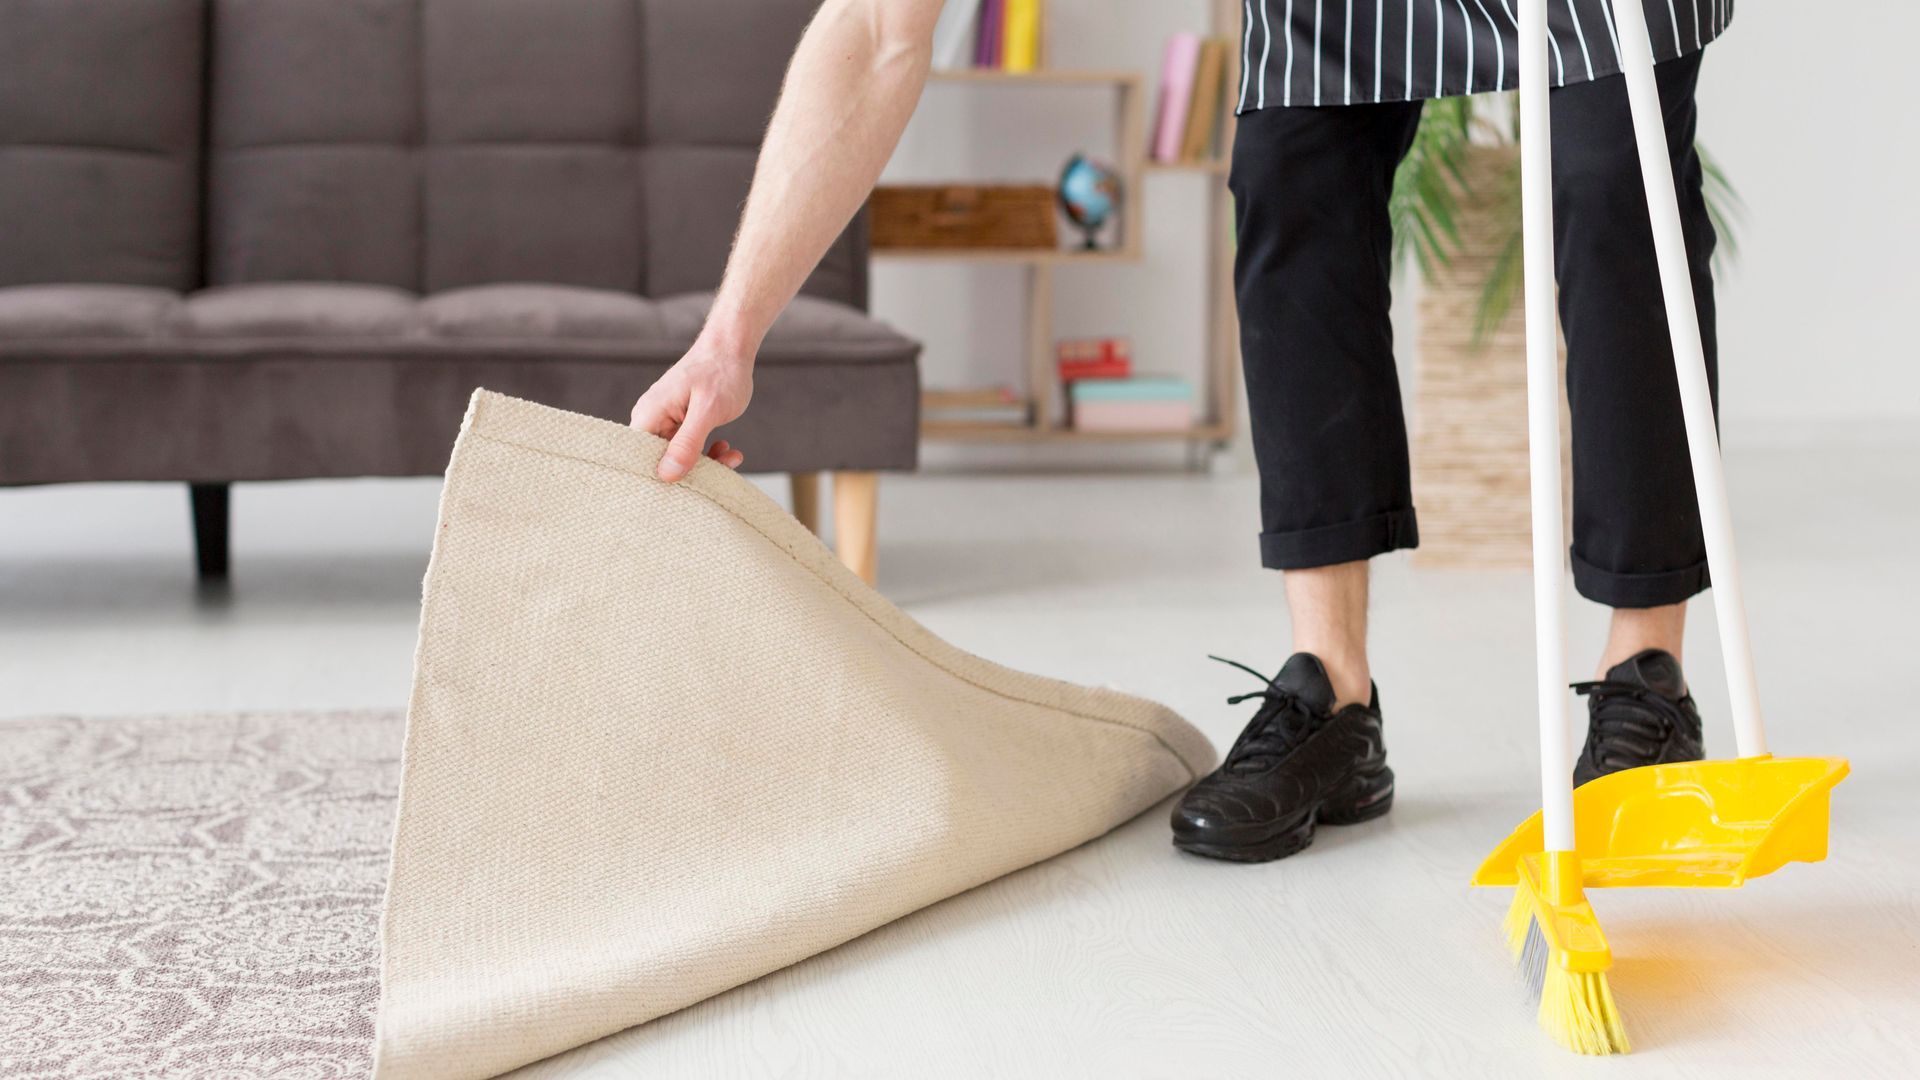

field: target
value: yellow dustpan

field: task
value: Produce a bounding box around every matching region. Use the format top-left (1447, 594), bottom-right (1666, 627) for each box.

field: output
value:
top-left (1481, 0), bottom-right (1847, 1055)
top-left (1474, 754), bottom-right (1850, 890)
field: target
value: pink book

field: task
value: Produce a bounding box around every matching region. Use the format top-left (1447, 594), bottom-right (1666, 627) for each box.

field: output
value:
top-left (1073, 401), bottom-right (1195, 433)
top-left (1152, 34), bottom-right (1202, 163)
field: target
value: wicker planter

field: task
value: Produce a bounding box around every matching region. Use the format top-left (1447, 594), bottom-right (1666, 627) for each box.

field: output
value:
top-left (1411, 144), bottom-right (1569, 569)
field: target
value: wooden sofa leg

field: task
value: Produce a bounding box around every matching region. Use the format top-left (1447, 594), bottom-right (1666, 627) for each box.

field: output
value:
top-left (831, 471), bottom-right (878, 586)
top-left (189, 482), bottom-right (230, 581)
top-left (790, 472), bottom-right (822, 534)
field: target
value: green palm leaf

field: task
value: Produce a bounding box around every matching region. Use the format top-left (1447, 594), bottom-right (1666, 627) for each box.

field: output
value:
top-left (1392, 93), bottom-right (1742, 347)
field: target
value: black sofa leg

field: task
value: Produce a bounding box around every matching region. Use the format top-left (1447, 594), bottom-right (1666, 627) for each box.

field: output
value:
top-left (189, 483), bottom-right (230, 581)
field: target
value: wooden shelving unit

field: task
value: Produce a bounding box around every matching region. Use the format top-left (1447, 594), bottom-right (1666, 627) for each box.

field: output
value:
top-left (897, 3), bottom-right (1242, 451)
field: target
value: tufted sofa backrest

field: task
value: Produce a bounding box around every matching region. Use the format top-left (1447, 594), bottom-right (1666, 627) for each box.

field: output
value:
top-left (0, 0), bottom-right (207, 290)
top-left (0, 0), bottom-right (866, 306)
top-left (204, 0), bottom-right (865, 305)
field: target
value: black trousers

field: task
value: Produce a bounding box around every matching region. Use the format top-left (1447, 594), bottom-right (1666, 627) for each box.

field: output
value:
top-left (1231, 52), bottom-right (1717, 609)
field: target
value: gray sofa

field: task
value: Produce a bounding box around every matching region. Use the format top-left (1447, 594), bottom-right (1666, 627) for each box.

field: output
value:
top-left (0, 0), bottom-right (920, 583)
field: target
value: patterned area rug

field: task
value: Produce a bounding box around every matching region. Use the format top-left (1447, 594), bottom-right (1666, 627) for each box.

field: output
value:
top-left (0, 711), bottom-right (399, 1079)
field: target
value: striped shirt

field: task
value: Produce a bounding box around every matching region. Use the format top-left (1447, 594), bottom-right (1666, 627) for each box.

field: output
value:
top-left (1236, 0), bottom-right (1733, 110)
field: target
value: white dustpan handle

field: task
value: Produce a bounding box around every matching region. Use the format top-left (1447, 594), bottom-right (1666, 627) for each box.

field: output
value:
top-left (1611, 0), bottom-right (1768, 759)
top-left (1517, 0), bottom-right (1576, 851)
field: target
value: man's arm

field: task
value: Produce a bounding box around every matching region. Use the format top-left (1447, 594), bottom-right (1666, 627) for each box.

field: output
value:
top-left (631, 0), bottom-right (945, 480)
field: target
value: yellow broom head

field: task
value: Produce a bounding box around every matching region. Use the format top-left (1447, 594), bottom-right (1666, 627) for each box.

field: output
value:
top-left (1507, 851), bottom-right (1630, 1055)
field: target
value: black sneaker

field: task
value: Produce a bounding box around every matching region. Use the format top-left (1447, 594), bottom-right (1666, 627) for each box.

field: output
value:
top-left (1572, 648), bottom-right (1705, 787)
top-left (1170, 653), bottom-right (1394, 863)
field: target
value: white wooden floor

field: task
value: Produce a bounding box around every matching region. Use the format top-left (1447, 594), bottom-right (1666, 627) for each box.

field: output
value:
top-left (3, 442), bottom-right (1915, 1077)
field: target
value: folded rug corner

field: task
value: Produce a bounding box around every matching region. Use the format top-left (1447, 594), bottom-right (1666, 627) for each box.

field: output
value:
top-left (372, 389), bottom-right (1215, 1079)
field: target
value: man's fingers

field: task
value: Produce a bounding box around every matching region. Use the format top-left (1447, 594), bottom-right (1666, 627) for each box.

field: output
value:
top-left (657, 402), bottom-right (712, 482)
top-left (704, 440), bottom-right (744, 471)
top-left (629, 390), bottom-right (676, 438)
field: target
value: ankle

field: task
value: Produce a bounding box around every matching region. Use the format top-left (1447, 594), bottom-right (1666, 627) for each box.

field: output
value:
top-left (1282, 560), bottom-right (1372, 710)
top-left (1294, 646), bottom-right (1371, 710)
top-left (1598, 603), bottom-right (1687, 679)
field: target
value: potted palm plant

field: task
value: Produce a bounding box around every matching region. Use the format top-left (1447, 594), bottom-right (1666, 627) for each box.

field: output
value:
top-left (1395, 97), bottom-right (1739, 567)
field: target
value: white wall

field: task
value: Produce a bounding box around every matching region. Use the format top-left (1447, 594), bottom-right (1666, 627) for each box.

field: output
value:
top-left (1696, 2), bottom-right (1920, 435)
top-left (876, 0), bottom-right (1920, 465)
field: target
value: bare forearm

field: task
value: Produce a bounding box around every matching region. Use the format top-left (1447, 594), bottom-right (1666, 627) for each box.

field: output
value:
top-left (700, 0), bottom-right (939, 357)
top-left (630, 0), bottom-right (939, 480)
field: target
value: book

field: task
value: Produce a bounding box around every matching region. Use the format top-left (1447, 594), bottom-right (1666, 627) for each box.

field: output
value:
top-left (932, 0), bottom-right (985, 71)
top-left (1057, 337), bottom-right (1130, 362)
top-left (1151, 34), bottom-right (1202, 163)
top-left (982, 0), bottom-right (1006, 69)
top-left (1180, 38), bottom-right (1228, 163)
top-left (1072, 400), bottom-right (1195, 432)
top-left (1068, 375), bottom-right (1192, 403)
top-left (1002, 0), bottom-right (1040, 73)
top-left (928, 405), bottom-right (1033, 425)
top-left (923, 386), bottom-right (1022, 411)
top-left (1059, 359), bottom-right (1130, 382)
top-left (974, 0), bottom-right (1000, 68)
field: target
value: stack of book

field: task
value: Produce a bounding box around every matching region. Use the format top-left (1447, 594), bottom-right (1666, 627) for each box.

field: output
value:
top-left (1150, 33), bottom-right (1234, 164)
top-left (1070, 376), bottom-right (1195, 433)
top-left (1057, 339), bottom-right (1194, 432)
top-left (1057, 337), bottom-right (1131, 383)
top-left (932, 0), bottom-right (1044, 73)
top-left (922, 385), bottom-right (1029, 427)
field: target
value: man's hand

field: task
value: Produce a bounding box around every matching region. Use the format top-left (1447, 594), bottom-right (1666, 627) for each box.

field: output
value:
top-left (629, 339), bottom-right (753, 481)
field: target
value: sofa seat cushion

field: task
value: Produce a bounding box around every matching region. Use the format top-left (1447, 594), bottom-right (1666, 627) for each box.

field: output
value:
top-left (186, 284), bottom-right (421, 339)
top-left (0, 285), bottom-right (185, 339)
top-left (1, 283), bottom-right (918, 370)
top-left (421, 285), bottom-right (667, 341)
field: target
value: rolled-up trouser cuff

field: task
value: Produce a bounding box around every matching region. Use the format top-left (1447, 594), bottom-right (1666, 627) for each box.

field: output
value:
top-left (1259, 508), bottom-right (1420, 570)
top-left (1571, 550), bottom-right (1711, 608)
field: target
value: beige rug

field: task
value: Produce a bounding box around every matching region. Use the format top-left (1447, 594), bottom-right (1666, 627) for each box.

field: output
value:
top-left (375, 391), bottom-right (1214, 1079)
top-left (3, 391), bottom-right (1213, 1079)
top-left (0, 710), bottom-right (397, 1079)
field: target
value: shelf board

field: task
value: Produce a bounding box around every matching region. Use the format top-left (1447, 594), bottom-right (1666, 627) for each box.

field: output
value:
top-left (872, 246), bottom-right (1139, 265)
top-left (927, 68), bottom-right (1141, 87)
top-left (922, 421), bottom-right (1231, 443)
top-left (1146, 158), bottom-right (1230, 174)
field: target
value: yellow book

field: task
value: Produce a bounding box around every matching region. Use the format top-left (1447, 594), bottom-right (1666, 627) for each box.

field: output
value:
top-left (1180, 38), bottom-right (1228, 163)
top-left (1003, 0), bottom-right (1040, 73)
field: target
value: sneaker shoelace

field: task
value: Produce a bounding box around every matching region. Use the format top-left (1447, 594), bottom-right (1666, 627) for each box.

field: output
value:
top-left (1571, 678), bottom-right (1688, 769)
top-left (1209, 655), bottom-right (1326, 775)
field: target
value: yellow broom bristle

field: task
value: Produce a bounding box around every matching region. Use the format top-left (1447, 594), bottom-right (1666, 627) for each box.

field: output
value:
top-left (1501, 887), bottom-right (1533, 961)
top-left (1538, 964), bottom-right (1630, 1055)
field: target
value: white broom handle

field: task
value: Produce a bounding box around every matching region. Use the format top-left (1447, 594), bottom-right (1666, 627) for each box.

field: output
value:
top-left (1518, 0), bottom-right (1576, 852)
top-left (1611, 0), bottom-right (1767, 758)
